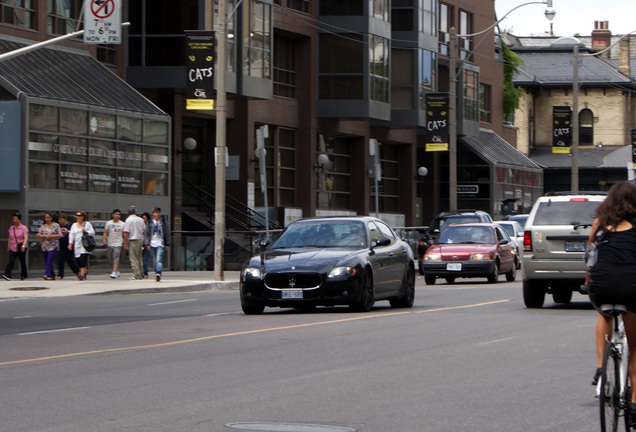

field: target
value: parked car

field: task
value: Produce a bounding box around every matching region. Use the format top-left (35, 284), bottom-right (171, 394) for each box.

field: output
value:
top-left (497, 220), bottom-right (524, 268)
top-left (394, 226), bottom-right (428, 259)
top-left (240, 216), bottom-right (416, 314)
top-left (503, 213), bottom-right (530, 229)
top-left (420, 222), bottom-right (518, 285)
top-left (522, 192), bottom-right (606, 308)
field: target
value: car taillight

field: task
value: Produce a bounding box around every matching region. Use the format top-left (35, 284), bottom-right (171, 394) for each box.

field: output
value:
top-left (570, 198), bottom-right (589, 202)
top-left (524, 230), bottom-right (533, 252)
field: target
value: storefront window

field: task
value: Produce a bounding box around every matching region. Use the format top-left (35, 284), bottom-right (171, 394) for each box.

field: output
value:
top-left (60, 164), bottom-right (88, 191)
top-left (29, 104), bottom-right (58, 132)
top-left (60, 107), bottom-right (87, 135)
top-left (89, 167), bottom-right (116, 193)
top-left (89, 140), bottom-right (117, 166)
top-left (144, 146), bottom-right (169, 171)
top-left (143, 172), bottom-right (167, 196)
top-left (117, 116), bottom-right (143, 142)
top-left (29, 162), bottom-right (57, 189)
top-left (117, 143), bottom-right (143, 168)
top-left (59, 136), bottom-right (88, 163)
top-left (29, 133), bottom-right (58, 161)
top-left (118, 169), bottom-right (142, 194)
top-left (90, 112), bottom-right (116, 138)
top-left (143, 120), bottom-right (169, 144)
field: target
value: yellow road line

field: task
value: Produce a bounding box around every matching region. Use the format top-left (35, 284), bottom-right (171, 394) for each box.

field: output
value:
top-left (0, 299), bottom-right (509, 366)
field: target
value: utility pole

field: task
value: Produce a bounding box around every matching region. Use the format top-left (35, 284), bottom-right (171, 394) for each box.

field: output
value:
top-left (213, 0), bottom-right (227, 281)
top-left (448, 27), bottom-right (458, 211)
top-left (571, 44), bottom-right (579, 193)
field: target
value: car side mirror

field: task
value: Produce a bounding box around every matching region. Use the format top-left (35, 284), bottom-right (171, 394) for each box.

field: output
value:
top-left (373, 236), bottom-right (391, 248)
top-left (498, 239), bottom-right (508, 245)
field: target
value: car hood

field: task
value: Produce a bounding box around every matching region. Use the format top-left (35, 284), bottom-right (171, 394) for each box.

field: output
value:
top-left (257, 248), bottom-right (361, 273)
top-left (427, 243), bottom-right (495, 259)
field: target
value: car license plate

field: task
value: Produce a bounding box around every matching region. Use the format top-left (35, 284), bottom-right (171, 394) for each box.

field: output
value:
top-left (282, 289), bottom-right (303, 299)
top-left (446, 262), bottom-right (462, 271)
top-left (565, 241), bottom-right (586, 252)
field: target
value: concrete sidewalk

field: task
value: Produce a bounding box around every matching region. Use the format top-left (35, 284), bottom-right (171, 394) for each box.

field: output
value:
top-left (0, 271), bottom-right (241, 298)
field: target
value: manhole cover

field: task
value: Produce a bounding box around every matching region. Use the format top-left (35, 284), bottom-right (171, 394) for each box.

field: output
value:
top-left (10, 286), bottom-right (49, 291)
top-left (225, 423), bottom-right (356, 432)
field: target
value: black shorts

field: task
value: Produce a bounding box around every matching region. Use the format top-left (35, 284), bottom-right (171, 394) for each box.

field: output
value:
top-left (76, 253), bottom-right (89, 268)
top-left (589, 262), bottom-right (636, 312)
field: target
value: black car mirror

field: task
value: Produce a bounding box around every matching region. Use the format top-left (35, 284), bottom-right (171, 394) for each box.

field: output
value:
top-left (373, 236), bottom-right (391, 248)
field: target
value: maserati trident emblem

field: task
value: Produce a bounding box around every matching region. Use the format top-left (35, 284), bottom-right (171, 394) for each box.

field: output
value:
top-left (289, 277), bottom-right (296, 288)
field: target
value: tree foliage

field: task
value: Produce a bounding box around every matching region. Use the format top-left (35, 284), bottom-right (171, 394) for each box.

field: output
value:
top-left (502, 43), bottom-right (525, 117)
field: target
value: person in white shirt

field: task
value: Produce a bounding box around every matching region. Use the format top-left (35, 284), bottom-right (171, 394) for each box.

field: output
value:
top-left (123, 206), bottom-right (146, 280)
top-left (67, 210), bottom-right (95, 281)
top-left (144, 207), bottom-right (170, 282)
top-left (103, 209), bottom-right (125, 279)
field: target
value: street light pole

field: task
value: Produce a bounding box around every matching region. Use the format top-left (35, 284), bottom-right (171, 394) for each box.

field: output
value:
top-left (572, 44), bottom-right (579, 193)
top-left (213, 0), bottom-right (227, 281)
top-left (446, 1), bottom-right (555, 210)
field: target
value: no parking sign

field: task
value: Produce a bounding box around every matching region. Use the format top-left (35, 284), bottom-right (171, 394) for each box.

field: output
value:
top-left (83, 0), bottom-right (121, 44)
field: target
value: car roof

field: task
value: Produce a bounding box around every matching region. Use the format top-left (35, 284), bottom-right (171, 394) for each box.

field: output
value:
top-left (535, 194), bottom-right (606, 202)
top-left (444, 222), bottom-right (498, 229)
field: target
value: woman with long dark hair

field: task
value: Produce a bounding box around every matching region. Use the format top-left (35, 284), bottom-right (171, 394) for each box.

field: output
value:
top-left (67, 210), bottom-right (95, 281)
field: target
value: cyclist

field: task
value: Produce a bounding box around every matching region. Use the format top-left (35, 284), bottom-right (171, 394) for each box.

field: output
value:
top-left (588, 181), bottom-right (636, 421)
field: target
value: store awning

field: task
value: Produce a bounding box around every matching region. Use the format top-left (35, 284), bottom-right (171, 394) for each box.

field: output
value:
top-left (0, 39), bottom-right (165, 116)
top-left (460, 129), bottom-right (542, 171)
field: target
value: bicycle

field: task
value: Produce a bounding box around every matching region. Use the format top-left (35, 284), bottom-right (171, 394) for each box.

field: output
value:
top-left (599, 304), bottom-right (632, 432)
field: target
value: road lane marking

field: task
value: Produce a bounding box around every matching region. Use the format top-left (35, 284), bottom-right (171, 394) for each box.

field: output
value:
top-left (13, 316), bottom-right (34, 319)
top-left (0, 298), bottom-right (28, 303)
top-left (19, 326), bottom-right (91, 336)
top-left (147, 299), bottom-right (198, 306)
top-left (0, 299), bottom-right (509, 366)
top-left (478, 336), bottom-right (520, 345)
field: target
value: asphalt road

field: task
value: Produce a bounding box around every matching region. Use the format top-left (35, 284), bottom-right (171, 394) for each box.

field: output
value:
top-left (0, 276), bottom-right (601, 432)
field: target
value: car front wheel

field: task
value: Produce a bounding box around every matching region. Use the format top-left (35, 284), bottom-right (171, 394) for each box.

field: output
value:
top-left (241, 303), bottom-right (265, 315)
top-left (350, 269), bottom-right (375, 312)
top-left (487, 262), bottom-right (499, 283)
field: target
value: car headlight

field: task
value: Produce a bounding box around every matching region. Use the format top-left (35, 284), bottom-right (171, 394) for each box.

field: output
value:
top-left (328, 266), bottom-right (357, 279)
top-left (470, 253), bottom-right (493, 261)
top-left (243, 267), bottom-right (262, 279)
top-left (424, 253), bottom-right (441, 261)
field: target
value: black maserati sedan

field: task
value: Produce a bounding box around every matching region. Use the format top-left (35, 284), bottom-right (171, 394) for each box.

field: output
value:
top-left (240, 216), bottom-right (416, 314)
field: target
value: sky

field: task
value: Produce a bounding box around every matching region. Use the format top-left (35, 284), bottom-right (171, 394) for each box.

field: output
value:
top-left (494, 0), bottom-right (636, 37)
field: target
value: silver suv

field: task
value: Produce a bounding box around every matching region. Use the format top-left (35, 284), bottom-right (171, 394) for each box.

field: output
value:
top-left (522, 192), bottom-right (606, 308)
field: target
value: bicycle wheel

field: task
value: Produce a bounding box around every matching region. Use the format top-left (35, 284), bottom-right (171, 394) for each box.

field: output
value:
top-left (600, 341), bottom-right (621, 432)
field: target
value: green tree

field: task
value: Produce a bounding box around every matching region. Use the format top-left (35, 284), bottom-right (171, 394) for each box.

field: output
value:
top-left (502, 43), bottom-right (524, 119)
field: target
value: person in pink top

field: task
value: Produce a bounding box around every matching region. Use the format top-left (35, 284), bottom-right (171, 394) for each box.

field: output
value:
top-left (3, 212), bottom-right (29, 281)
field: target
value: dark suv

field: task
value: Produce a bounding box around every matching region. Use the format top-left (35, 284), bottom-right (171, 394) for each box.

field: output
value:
top-left (419, 210), bottom-right (493, 274)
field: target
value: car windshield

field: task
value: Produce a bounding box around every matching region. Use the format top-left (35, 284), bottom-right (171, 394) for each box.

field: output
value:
top-left (533, 200), bottom-right (600, 225)
top-left (437, 226), bottom-right (495, 244)
top-left (431, 215), bottom-right (480, 233)
top-left (271, 221), bottom-right (367, 249)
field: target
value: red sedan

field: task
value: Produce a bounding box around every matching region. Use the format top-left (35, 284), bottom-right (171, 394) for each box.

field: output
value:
top-left (420, 223), bottom-right (518, 285)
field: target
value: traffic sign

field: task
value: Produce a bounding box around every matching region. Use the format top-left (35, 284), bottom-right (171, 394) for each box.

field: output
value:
top-left (83, 0), bottom-right (121, 44)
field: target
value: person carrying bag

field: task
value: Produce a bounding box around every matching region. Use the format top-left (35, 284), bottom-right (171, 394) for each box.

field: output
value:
top-left (2, 212), bottom-right (28, 281)
top-left (68, 210), bottom-right (95, 281)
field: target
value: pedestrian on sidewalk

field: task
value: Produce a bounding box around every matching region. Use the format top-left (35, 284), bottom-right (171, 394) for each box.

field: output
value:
top-left (37, 212), bottom-right (60, 280)
top-left (68, 210), bottom-right (95, 281)
top-left (145, 207), bottom-right (170, 282)
top-left (123, 206), bottom-right (146, 280)
top-left (141, 212), bottom-right (151, 278)
top-left (56, 212), bottom-right (80, 279)
top-left (2, 212), bottom-right (28, 281)
top-left (103, 209), bottom-right (125, 279)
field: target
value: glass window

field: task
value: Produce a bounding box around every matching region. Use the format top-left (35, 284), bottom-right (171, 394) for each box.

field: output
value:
top-left (319, 0), bottom-right (363, 16)
top-left (373, 0), bottom-right (389, 21)
top-left (274, 35), bottom-right (297, 99)
top-left (459, 10), bottom-right (472, 60)
top-left (319, 34), bottom-right (364, 100)
top-left (60, 164), bottom-right (88, 191)
top-left (1, 0), bottom-right (36, 29)
top-left (59, 136), bottom-right (88, 163)
top-left (89, 140), bottom-right (117, 166)
top-left (118, 143), bottom-right (143, 168)
top-left (144, 146), bottom-right (169, 171)
top-left (370, 35), bottom-right (389, 103)
top-left (391, 49), bottom-right (413, 110)
top-left (438, 3), bottom-right (453, 56)
top-left (317, 135), bottom-right (351, 210)
top-left (118, 169), bottom-right (142, 194)
top-left (463, 69), bottom-right (479, 123)
top-left (90, 112), bottom-right (116, 138)
top-left (480, 84), bottom-right (491, 123)
top-left (47, 0), bottom-right (82, 34)
top-left (143, 120), bottom-right (169, 144)
top-left (419, 49), bottom-right (436, 109)
top-left (421, 0), bottom-right (437, 36)
top-left (29, 105), bottom-right (58, 132)
top-left (391, 9), bottom-right (412, 32)
top-left (117, 116), bottom-right (143, 142)
top-left (89, 167), bottom-right (116, 193)
top-left (29, 163), bottom-right (57, 189)
top-left (60, 108), bottom-right (87, 135)
top-left (243, 0), bottom-right (271, 79)
top-left (29, 133), bottom-right (58, 161)
top-left (143, 172), bottom-right (167, 196)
